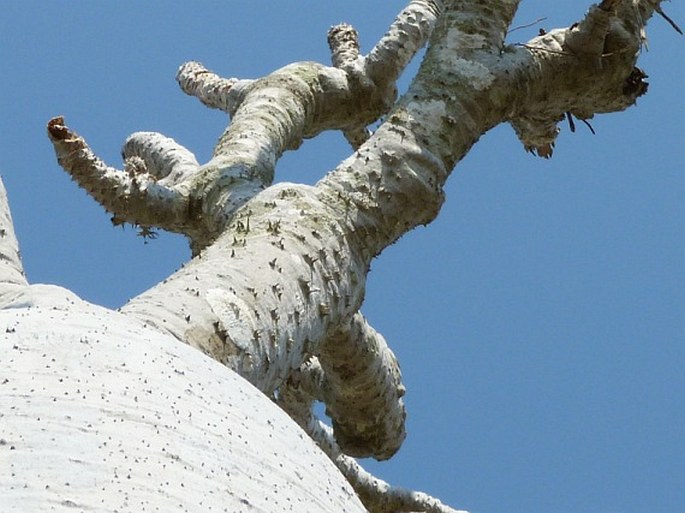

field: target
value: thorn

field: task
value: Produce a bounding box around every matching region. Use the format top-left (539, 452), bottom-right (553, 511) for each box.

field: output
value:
top-left (137, 226), bottom-right (158, 240)
top-left (655, 6), bottom-right (683, 35)
top-left (566, 112), bottom-right (576, 133)
top-left (507, 16), bottom-right (548, 35)
top-left (580, 118), bottom-right (596, 135)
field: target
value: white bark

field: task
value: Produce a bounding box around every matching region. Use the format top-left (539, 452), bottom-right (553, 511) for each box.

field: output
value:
top-left (3, 1), bottom-right (673, 511)
top-left (0, 178), bottom-right (27, 304)
top-left (0, 281), bottom-right (366, 512)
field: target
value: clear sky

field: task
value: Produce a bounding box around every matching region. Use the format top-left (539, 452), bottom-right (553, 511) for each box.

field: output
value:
top-left (1, 2), bottom-right (683, 513)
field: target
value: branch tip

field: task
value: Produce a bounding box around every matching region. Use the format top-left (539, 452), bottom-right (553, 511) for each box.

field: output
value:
top-left (328, 23), bottom-right (361, 68)
top-left (47, 116), bottom-right (71, 141)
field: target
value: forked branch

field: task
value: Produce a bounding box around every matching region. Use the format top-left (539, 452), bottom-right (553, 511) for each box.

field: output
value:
top-left (47, 117), bottom-right (200, 239)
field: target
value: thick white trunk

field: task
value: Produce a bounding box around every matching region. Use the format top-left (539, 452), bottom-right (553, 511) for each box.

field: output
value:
top-left (1, 282), bottom-right (366, 512)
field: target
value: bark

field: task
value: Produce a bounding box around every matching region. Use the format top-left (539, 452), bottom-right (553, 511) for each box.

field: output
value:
top-left (3, 0), bottom-right (674, 511)
top-left (277, 312), bottom-right (407, 461)
top-left (0, 277), bottom-right (367, 512)
top-left (0, 178), bottom-right (27, 304)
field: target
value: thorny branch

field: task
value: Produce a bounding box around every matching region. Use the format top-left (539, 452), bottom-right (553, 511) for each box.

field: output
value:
top-left (278, 363), bottom-right (463, 513)
top-left (280, 312), bottom-right (407, 461)
top-left (507, 0), bottom-right (661, 157)
top-left (317, 313), bottom-right (406, 461)
top-left (329, 0), bottom-right (444, 148)
top-left (47, 117), bottom-right (201, 240)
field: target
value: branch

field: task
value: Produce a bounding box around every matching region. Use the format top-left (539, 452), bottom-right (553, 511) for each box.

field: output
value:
top-left (176, 61), bottom-right (254, 116)
top-left (176, 59), bottom-right (393, 212)
top-left (122, 131), bottom-right (200, 181)
top-left (507, 0), bottom-right (650, 156)
top-left (46, 117), bottom-right (203, 241)
top-left (47, 118), bottom-right (273, 253)
top-left (277, 311), bottom-right (406, 460)
top-left (51, 1), bottom-right (446, 250)
top-left (365, 0), bottom-right (444, 85)
top-left (0, 176), bottom-right (28, 304)
top-left (318, 312), bottom-right (406, 460)
top-left (328, 23), bottom-right (362, 69)
top-left (277, 362), bottom-right (462, 513)
top-left (51, 1), bottom-right (446, 251)
top-left (327, 1), bottom-right (443, 149)
top-left (565, 3), bottom-right (615, 56)
top-left (178, 10), bottom-right (438, 158)
top-left (309, 420), bottom-right (467, 513)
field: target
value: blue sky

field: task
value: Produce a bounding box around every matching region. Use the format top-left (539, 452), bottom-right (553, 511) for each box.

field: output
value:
top-left (1, 2), bottom-right (683, 513)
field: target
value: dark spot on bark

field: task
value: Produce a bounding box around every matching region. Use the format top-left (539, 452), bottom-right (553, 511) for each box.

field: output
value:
top-left (623, 67), bottom-right (649, 97)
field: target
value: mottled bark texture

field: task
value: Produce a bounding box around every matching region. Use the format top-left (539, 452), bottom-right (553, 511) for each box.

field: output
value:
top-left (38, 0), bottom-right (670, 511)
top-left (278, 312), bottom-right (407, 461)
